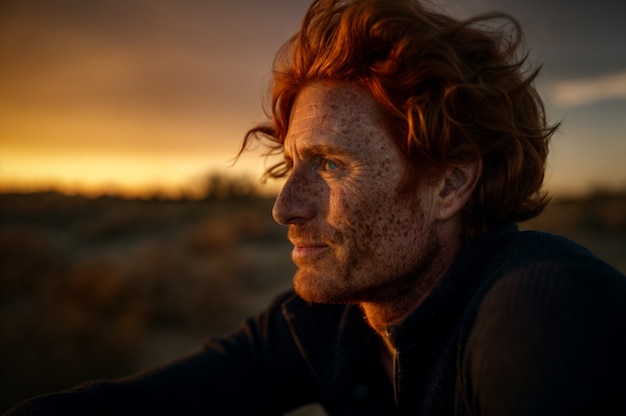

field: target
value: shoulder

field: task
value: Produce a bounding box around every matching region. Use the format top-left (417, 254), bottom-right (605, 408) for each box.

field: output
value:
top-left (459, 230), bottom-right (626, 414)
top-left (492, 229), bottom-right (615, 272)
top-left (470, 228), bottom-right (626, 356)
top-left (474, 229), bottom-right (625, 313)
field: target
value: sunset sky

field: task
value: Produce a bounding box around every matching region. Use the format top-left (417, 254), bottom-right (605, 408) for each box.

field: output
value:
top-left (1, 0), bottom-right (625, 197)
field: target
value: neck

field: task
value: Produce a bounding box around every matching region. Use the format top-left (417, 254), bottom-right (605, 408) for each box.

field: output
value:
top-left (361, 232), bottom-right (460, 340)
top-left (360, 271), bottom-right (440, 338)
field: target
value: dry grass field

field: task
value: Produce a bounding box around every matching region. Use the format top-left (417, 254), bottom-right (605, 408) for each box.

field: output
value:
top-left (0, 188), bottom-right (295, 410)
top-left (1, 186), bottom-right (624, 412)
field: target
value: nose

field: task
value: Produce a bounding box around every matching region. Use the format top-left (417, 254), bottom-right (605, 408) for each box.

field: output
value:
top-left (272, 168), bottom-right (316, 225)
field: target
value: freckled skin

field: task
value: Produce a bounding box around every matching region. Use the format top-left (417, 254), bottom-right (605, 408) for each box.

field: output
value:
top-left (273, 82), bottom-right (456, 331)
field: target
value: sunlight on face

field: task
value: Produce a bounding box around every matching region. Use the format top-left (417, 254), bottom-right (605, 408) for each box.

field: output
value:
top-left (272, 82), bottom-right (442, 304)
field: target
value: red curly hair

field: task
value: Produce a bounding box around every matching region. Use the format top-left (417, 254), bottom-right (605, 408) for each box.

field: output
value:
top-left (241, 0), bottom-right (558, 234)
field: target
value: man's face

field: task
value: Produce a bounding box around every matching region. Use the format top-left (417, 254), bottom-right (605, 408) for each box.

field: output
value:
top-left (273, 82), bottom-right (442, 305)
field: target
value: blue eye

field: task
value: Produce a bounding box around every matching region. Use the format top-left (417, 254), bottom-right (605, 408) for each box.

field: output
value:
top-left (322, 159), bottom-right (340, 171)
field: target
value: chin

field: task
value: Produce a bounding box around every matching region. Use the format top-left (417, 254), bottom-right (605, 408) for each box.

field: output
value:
top-left (294, 268), bottom-right (374, 306)
top-left (294, 278), bottom-right (333, 304)
top-left (293, 270), bottom-right (351, 305)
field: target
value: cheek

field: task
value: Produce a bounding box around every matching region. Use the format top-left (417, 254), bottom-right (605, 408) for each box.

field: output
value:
top-left (328, 180), bottom-right (397, 236)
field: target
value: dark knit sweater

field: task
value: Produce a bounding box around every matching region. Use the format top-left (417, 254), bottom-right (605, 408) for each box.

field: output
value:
top-left (5, 223), bottom-right (626, 415)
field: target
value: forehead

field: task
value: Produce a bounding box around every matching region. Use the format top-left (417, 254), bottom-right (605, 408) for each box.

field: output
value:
top-left (285, 82), bottom-right (388, 152)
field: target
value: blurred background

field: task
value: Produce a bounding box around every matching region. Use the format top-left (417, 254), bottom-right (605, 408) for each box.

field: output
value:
top-left (1, 0), bottom-right (625, 412)
top-left (1, 0), bottom-right (625, 196)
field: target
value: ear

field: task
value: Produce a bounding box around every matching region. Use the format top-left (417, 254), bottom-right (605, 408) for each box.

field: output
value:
top-left (434, 159), bottom-right (482, 221)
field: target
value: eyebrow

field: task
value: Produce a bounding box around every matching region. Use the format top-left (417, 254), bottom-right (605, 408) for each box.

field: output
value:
top-left (285, 143), bottom-right (352, 160)
top-left (308, 143), bottom-right (350, 155)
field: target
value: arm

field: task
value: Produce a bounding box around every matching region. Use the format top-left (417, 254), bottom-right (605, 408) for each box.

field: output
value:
top-left (461, 261), bottom-right (626, 416)
top-left (4, 291), bottom-right (318, 416)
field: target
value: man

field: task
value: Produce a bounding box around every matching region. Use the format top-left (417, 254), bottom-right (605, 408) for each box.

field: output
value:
top-left (6, 0), bottom-right (626, 415)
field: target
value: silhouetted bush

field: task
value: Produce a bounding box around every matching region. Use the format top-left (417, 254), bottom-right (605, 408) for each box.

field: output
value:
top-left (199, 173), bottom-right (261, 200)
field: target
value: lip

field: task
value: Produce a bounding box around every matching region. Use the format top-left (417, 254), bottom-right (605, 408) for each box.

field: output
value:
top-left (291, 243), bottom-right (329, 260)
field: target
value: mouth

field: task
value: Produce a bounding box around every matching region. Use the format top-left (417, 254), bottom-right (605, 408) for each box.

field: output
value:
top-left (290, 239), bottom-right (329, 261)
top-left (292, 245), bottom-right (329, 259)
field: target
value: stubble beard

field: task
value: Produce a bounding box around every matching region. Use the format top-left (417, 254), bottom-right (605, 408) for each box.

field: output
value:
top-left (292, 223), bottom-right (443, 306)
top-left (289, 225), bottom-right (350, 304)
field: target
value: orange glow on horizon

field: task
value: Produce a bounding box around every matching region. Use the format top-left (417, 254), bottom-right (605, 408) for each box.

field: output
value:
top-left (0, 149), bottom-right (284, 198)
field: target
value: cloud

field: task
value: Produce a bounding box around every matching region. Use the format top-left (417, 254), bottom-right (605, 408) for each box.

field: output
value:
top-left (550, 71), bottom-right (626, 108)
